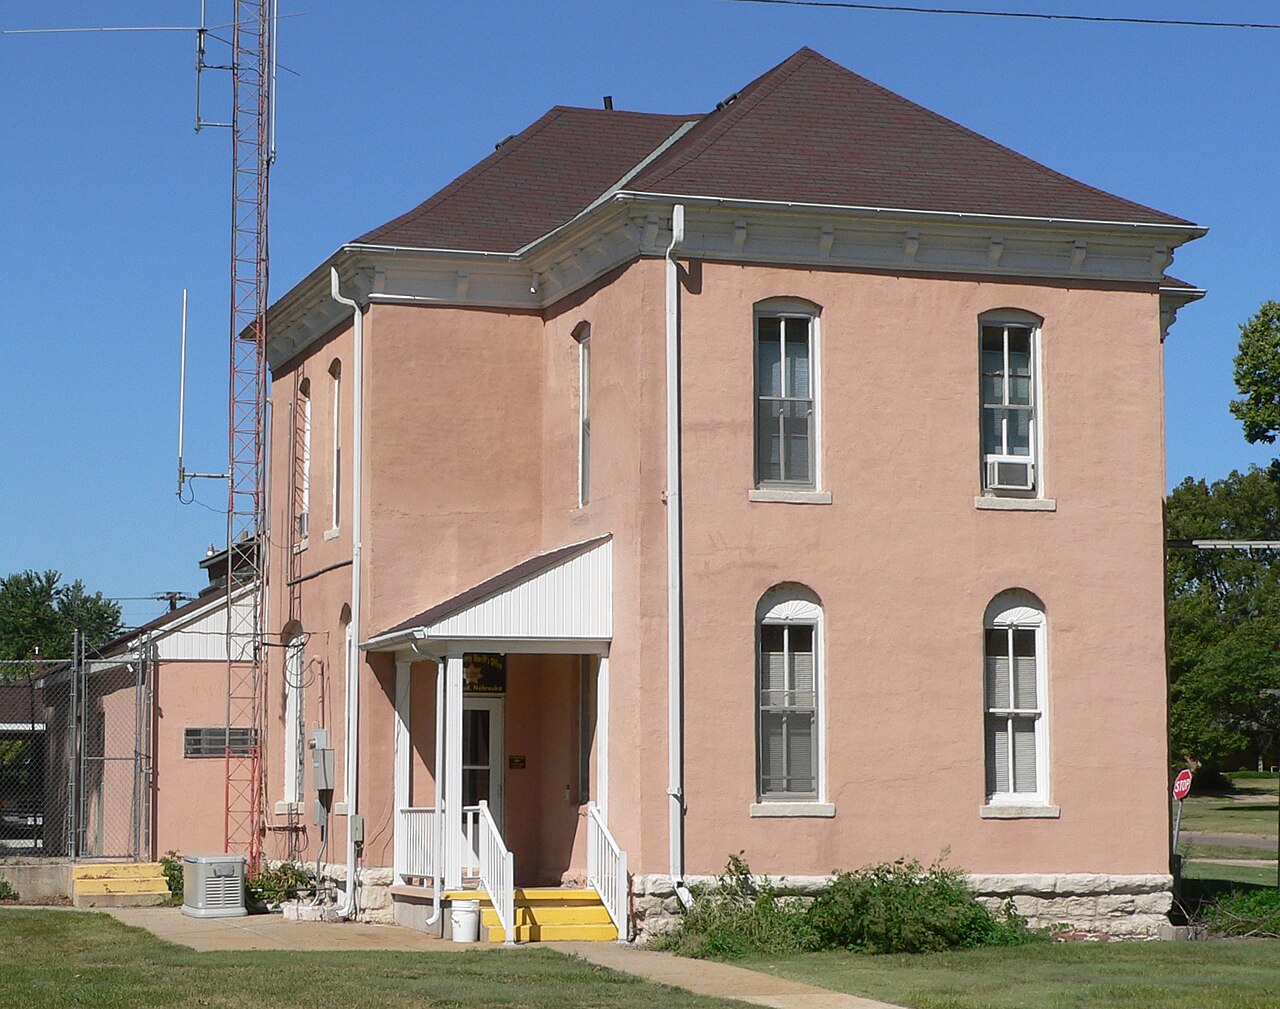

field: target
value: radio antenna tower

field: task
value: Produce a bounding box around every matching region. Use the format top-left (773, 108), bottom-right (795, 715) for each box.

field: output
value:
top-left (195, 0), bottom-right (278, 873)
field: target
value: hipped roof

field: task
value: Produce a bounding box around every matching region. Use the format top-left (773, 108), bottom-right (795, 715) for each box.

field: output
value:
top-left (354, 47), bottom-right (1190, 256)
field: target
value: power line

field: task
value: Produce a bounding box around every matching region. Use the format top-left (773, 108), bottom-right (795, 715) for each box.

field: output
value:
top-left (722, 0), bottom-right (1280, 30)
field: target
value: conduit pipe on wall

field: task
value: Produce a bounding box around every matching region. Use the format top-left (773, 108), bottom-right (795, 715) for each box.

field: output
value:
top-left (330, 267), bottom-right (365, 919)
top-left (664, 205), bottom-right (694, 910)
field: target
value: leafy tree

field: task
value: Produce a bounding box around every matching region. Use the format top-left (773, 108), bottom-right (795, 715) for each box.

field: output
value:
top-left (0, 570), bottom-right (122, 664)
top-left (1231, 301), bottom-right (1280, 447)
top-left (1167, 469), bottom-right (1280, 766)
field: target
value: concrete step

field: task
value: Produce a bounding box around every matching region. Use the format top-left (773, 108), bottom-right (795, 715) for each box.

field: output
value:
top-left (73, 862), bottom-right (166, 880)
top-left (74, 877), bottom-right (169, 896)
top-left (481, 903), bottom-right (612, 927)
top-left (73, 890), bottom-right (170, 909)
top-left (443, 887), bottom-right (601, 906)
top-left (486, 921), bottom-right (618, 943)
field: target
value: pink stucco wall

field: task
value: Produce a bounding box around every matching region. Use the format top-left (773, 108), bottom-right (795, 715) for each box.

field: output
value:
top-left (255, 254), bottom-right (1171, 887)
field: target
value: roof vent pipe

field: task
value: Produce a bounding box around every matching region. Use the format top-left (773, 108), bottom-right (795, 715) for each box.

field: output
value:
top-left (715, 91), bottom-right (738, 112)
top-left (494, 134), bottom-right (516, 150)
top-left (603, 95), bottom-right (613, 110)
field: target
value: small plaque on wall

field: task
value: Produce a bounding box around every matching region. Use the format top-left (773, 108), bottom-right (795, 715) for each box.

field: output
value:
top-left (509, 755), bottom-right (527, 770)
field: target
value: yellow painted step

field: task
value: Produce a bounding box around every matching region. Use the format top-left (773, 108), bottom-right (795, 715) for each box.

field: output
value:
top-left (486, 921), bottom-right (618, 943)
top-left (481, 904), bottom-right (612, 927)
top-left (443, 888), bottom-right (601, 906)
top-left (73, 863), bottom-right (166, 880)
top-left (74, 878), bottom-right (170, 896)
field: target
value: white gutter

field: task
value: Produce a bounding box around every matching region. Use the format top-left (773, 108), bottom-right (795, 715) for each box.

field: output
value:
top-left (330, 267), bottom-right (365, 919)
top-left (613, 190), bottom-right (1208, 237)
top-left (664, 204), bottom-right (693, 910)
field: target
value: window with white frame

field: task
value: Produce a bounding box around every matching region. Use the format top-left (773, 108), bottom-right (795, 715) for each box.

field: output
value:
top-left (755, 302), bottom-right (819, 489)
top-left (576, 323), bottom-right (591, 506)
top-left (283, 633), bottom-right (305, 803)
top-left (329, 359), bottom-right (341, 531)
top-left (757, 585), bottom-right (822, 800)
top-left (296, 378), bottom-right (312, 541)
top-left (984, 592), bottom-right (1048, 804)
top-left (980, 313), bottom-right (1041, 495)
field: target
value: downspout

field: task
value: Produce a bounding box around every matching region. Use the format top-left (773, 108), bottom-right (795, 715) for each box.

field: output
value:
top-left (330, 267), bottom-right (364, 919)
top-left (664, 205), bottom-right (694, 910)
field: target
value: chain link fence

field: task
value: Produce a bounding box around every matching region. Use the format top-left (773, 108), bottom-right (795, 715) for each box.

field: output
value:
top-left (0, 638), bottom-right (152, 862)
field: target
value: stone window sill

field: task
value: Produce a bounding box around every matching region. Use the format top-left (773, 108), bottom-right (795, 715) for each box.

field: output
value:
top-left (323, 527), bottom-right (340, 541)
top-left (749, 489), bottom-right (833, 505)
top-left (273, 800), bottom-right (304, 816)
top-left (980, 804), bottom-right (1060, 819)
top-left (292, 539), bottom-right (309, 554)
top-left (750, 802), bottom-right (836, 818)
top-left (974, 496), bottom-right (1057, 512)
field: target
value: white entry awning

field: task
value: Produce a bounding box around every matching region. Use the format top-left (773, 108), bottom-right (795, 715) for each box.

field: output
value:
top-left (362, 534), bottom-right (612, 656)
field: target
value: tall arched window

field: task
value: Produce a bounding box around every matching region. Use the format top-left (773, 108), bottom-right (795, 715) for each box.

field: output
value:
top-left (329, 359), bottom-right (342, 532)
top-left (754, 298), bottom-right (822, 491)
top-left (283, 631), bottom-right (306, 803)
top-left (575, 323), bottom-right (591, 506)
top-left (984, 591), bottom-right (1048, 804)
top-left (756, 584), bottom-right (822, 801)
top-left (296, 378), bottom-right (312, 542)
top-left (979, 310), bottom-right (1043, 496)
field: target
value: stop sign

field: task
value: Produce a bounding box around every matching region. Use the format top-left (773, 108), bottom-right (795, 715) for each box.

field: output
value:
top-left (1172, 769), bottom-right (1193, 801)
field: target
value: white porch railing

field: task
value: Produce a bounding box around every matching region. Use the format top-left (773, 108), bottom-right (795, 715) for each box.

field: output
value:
top-left (398, 807), bottom-right (438, 880)
top-left (586, 802), bottom-right (628, 940)
top-left (464, 801), bottom-right (515, 945)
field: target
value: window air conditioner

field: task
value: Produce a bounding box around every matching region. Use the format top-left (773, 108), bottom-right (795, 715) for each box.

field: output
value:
top-left (986, 456), bottom-right (1035, 492)
top-left (296, 511), bottom-right (309, 540)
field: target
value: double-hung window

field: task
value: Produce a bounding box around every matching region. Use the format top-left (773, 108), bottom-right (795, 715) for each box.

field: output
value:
top-left (296, 378), bottom-right (312, 542)
top-left (983, 593), bottom-right (1048, 804)
top-left (576, 324), bottom-right (591, 506)
top-left (284, 633), bottom-right (305, 803)
top-left (980, 315), bottom-right (1040, 494)
top-left (329, 360), bottom-right (341, 531)
top-left (756, 310), bottom-right (816, 488)
top-left (757, 587), bottom-right (822, 801)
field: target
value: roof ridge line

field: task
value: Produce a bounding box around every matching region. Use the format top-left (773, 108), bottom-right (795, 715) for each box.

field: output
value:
top-left (635, 49), bottom-right (817, 190)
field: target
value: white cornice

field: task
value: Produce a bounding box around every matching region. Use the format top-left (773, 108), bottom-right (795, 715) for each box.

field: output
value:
top-left (265, 194), bottom-right (1205, 371)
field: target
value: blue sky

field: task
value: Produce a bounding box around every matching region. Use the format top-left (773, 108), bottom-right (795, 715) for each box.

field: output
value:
top-left (2, 1), bottom-right (1276, 629)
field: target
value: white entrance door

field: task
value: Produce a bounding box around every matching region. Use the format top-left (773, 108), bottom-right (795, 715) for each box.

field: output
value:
top-left (462, 696), bottom-right (505, 845)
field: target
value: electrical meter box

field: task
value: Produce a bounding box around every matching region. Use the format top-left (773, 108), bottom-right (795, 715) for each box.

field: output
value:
top-left (310, 729), bottom-right (334, 791)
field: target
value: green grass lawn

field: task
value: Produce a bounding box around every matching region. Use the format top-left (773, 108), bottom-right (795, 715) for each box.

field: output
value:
top-left (747, 941), bottom-right (1280, 1009)
top-left (1181, 842), bottom-right (1277, 861)
top-left (0, 909), bottom-right (740, 1009)
top-left (1178, 796), bottom-right (1279, 837)
top-left (1183, 860), bottom-right (1278, 889)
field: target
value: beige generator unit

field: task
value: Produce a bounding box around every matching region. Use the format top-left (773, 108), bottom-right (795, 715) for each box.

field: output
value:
top-left (182, 854), bottom-right (247, 918)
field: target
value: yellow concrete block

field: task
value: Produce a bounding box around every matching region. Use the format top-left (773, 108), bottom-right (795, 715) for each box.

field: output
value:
top-left (74, 878), bottom-right (170, 896)
top-left (72, 863), bottom-right (166, 880)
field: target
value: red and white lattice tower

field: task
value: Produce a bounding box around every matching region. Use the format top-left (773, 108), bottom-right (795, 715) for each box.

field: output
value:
top-left (222, 0), bottom-right (272, 872)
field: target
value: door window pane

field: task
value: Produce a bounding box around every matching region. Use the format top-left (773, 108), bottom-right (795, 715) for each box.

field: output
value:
top-left (463, 710), bottom-right (490, 766)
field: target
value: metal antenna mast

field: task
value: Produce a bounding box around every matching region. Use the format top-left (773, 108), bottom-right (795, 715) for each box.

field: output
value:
top-left (197, 0), bottom-right (277, 872)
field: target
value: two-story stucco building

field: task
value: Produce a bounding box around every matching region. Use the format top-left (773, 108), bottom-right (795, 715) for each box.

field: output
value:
top-left (255, 48), bottom-right (1204, 941)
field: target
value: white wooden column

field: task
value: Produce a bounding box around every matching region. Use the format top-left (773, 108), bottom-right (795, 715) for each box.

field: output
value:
top-left (443, 653), bottom-right (464, 890)
top-left (596, 654), bottom-right (609, 820)
top-left (393, 656), bottom-right (412, 884)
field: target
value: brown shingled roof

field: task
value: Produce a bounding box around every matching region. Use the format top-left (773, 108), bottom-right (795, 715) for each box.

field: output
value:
top-left (355, 108), bottom-right (698, 253)
top-left (630, 48), bottom-right (1190, 226)
top-left (356, 48), bottom-right (1191, 254)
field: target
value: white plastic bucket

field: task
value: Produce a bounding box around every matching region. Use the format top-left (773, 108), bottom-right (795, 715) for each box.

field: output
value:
top-left (450, 900), bottom-right (481, 942)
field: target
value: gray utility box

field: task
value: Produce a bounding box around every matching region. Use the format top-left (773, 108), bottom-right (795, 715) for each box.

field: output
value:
top-left (182, 854), bottom-right (247, 918)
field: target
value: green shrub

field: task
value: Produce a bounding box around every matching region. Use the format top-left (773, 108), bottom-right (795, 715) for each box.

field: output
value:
top-left (248, 861), bottom-right (313, 907)
top-left (1204, 888), bottom-right (1280, 937)
top-left (652, 853), bottom-right (814, 959)
top-left (0, 874), bottom-right (18, 902)
top-left (1226, 770), bottom-right (1278, 780)
top-left (159, 851), bottom-right (183, 906)
top-left (806, 857), bottom-right (1039, 954)
top-left (1189, 769), bottom-right (1234, 795)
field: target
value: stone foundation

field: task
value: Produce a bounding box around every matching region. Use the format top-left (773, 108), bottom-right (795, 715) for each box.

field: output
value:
top-left (630, 872), bottom-right (1173, 944)
top-left (266, 859), bottom-right (395, 924)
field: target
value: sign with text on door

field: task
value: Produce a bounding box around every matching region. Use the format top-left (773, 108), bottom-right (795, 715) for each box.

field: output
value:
top-left (462, 653), bottom-right (506, 694)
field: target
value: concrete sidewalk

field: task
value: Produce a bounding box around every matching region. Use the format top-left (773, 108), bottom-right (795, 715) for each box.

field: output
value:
top-left (560, 942), bottom-right (903, 1009)
top-left (102, 906), bottom-right (452, 952)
